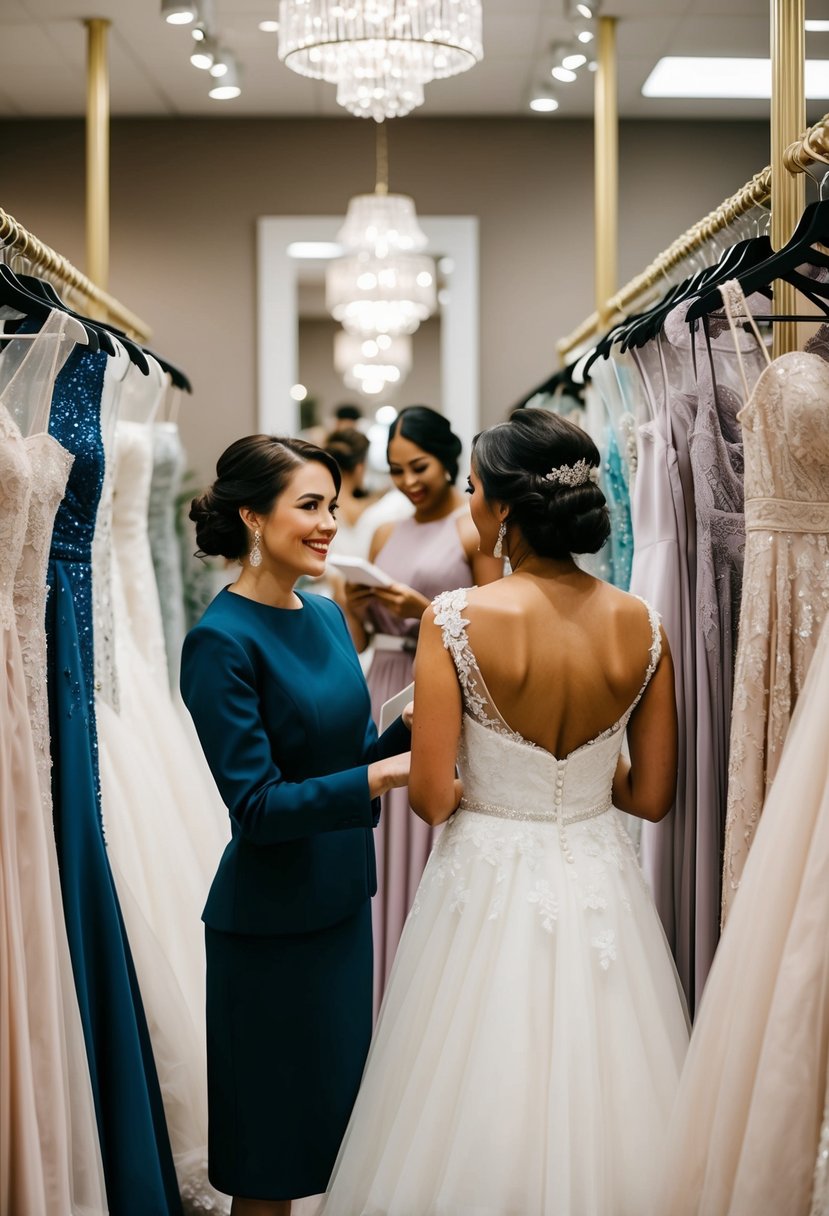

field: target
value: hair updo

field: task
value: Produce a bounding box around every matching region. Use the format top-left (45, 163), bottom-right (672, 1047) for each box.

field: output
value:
top-left (387, 405), bottom-right (463, 483)
top-left (472, 408), bottom-right (610, 560)
top-left (190, 434), bottom-right (342, 561)
top-left (324, 427), bottom-right (370, 474)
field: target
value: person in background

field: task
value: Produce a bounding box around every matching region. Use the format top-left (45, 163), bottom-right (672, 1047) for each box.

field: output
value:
top-left (342, 405), bottom-right (503, 1011)
top-left (180, 434), bottom-right (411, 1216)
top-left (331, 403), bottom-right (367, 434)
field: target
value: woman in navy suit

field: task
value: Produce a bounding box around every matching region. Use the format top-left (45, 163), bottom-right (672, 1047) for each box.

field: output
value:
top-left (181, 435), bottom-right (411, 1216)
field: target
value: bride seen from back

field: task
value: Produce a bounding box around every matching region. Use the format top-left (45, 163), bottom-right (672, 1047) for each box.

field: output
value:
top-left (320, 407), bottom-right (690, 1216)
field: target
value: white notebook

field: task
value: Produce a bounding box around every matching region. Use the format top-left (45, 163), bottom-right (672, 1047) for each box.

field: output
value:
top-left (379, 681), bottom-right (415, 733)
top-left (326, 554), bottom-right (394, 589)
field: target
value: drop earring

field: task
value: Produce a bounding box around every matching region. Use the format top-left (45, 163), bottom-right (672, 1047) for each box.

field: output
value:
top-left (493, 521), bottom-right (506, 560)
top-left (249, 528), bottom-right (262, 568)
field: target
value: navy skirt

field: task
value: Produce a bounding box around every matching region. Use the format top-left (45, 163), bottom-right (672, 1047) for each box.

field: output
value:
top-left (205, 902), bottom-right (373, 1201)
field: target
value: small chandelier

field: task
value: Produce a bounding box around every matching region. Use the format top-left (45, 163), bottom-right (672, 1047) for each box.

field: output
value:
top-left (334, 331), bottom-right (412, 393)
top-left (277, 0), bottom-right (484, 122)
top-left (327, 252), bottom-right (436, 337)
top-left (337, 123), bottom-right (428, 258)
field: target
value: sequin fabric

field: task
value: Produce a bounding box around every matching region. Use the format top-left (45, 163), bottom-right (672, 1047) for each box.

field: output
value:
top-left (46, 344), bottom-right (108, 813)
top-left (720, 279), bottom-right (829, 918)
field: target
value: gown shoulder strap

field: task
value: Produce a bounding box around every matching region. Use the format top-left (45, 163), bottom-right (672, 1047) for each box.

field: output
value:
top-left (432, 587), bottom-right (515, 734)
top-left (624, 594), bottom-right (663, 720)
top-left (718, 278), bottom-right (772, 400)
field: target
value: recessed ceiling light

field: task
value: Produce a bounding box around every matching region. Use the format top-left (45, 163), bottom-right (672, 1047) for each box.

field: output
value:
top-left (562, 52), bottom-right (587, 69)
top-left (552, 66), bottom-right (578, 83)
top-left (576, 4), bottom-right (593, 17)
top-left (259, 19), bottom-right (280, 32)
top-left (806, 20), bottom-right (829, 31)
top-left (577, 29), bottom-right (594, 43)
top-left (643, 56), bottom-right (829, 98)
top-left (530, 96), bottom-right (560, 112)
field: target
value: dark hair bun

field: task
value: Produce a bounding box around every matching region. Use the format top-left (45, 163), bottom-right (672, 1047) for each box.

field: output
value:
top-left (387, 405), bottom-right (463, 482)
top-left (190, 434), bottom-right (342, 562)
top-left (324, 427), bottom-right (370, 473)
top-left (190, 486), bottom-right (248, 560)
top-left (473, 409), bottom-right (610, 560)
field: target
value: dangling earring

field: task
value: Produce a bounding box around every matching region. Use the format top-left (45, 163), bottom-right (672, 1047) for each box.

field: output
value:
top-left (493, 521), bottom-right (506, 560)
top-left (249, 529), bottom-right (262, 568)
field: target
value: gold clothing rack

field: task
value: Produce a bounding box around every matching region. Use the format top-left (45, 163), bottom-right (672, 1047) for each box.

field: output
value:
top-left (0, 206), bottom-right (151, 343)
top-left (557, 110), bottom-right (829, 362)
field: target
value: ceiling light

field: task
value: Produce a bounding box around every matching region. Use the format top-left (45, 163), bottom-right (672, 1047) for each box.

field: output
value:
top-left (191, 36), bottom-right (218, 68)
top-left (587, 59), bottom-right (597, 71)
top-left (290, 384), bottom-right (308, 401)
top-left (806, 20), bottom-right (829, 31)
top-left (642, 56), bottom-right (829, 99)
top-left (552, 66), bottom-right (578, 83)
top-left (208, 56), bottom-right (241, 98)
top-left (286, 241), bottom-right (345, 259)
top-left (577, 3), bottom-right (594, 17)
top-left (259, 19), bottom-right (280, 32)
top-left (162, 0), bottom-right (196, 23)
top-left (277, 0), bottom-right (483, 122)
top-left (376, 405), bottom-right (397, 424)
top-left (562, 52), bottom-right (587, 69)
top-left (337, 193), bottom-right (428, 259)
top-left (577, 28), bottom-right (594, 43)
top-left (192, 24), bottom-right (206, 39)
top-left (530, 95), bottom-right (560, 112)
top-left (327, 253), bottom-right (437, 337)
top-left (209, 46), bottom-right (234, 76)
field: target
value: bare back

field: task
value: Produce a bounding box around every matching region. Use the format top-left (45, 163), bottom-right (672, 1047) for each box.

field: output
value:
top-left (462, 572), bottom-right (657, 759)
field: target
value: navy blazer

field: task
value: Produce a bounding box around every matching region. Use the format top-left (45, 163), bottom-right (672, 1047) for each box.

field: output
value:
top-left (180, 587), bottom-right (410, 936)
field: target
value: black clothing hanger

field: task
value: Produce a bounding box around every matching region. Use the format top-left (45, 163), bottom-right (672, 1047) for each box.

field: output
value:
top-left (686, 200), bottom-right (829, 323)
top-left (0, 266), bottom-right (101, 352)
top-left (142, 346), bottom-right (192, 393)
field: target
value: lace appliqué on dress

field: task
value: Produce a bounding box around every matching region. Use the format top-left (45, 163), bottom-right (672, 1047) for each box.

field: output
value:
top-left (432, 587), bottom-right (526, 742)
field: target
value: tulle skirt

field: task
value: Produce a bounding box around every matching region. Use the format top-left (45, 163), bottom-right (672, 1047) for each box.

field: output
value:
top-left (321, 805), bottom-right (690, 1216)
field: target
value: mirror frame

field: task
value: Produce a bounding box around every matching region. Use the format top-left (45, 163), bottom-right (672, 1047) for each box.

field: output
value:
top-left (257, 215), bottom-right (480, 461)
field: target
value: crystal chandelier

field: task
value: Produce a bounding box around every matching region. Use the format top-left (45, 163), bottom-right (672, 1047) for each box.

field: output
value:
top-left (337, 125), bottom-right (428, 257)
top-left (327, 251), bottom-right (436, 337)
top-left (277, 0), bottom-right (484, 122)
top-left (334, 331), bottom-right (412, 393)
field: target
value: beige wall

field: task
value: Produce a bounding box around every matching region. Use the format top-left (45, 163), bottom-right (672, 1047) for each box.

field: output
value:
top-left (0, 117), bottom-right (769, 482)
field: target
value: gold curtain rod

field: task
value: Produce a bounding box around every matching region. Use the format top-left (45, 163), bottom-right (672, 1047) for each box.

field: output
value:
top-left (0, 206), bottom-right (151, 343)
top-left (556, 108), bottom-right (829, 362)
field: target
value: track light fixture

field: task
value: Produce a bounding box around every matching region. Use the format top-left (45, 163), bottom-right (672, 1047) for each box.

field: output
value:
top-left (208, 53), bottom-right (241, 98)
top-left (162, 0), bottom-right (196, 24)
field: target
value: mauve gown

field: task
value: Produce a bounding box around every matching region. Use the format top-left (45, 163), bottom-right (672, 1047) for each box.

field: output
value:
top-left (366, 508), bottom-right (472, 1010)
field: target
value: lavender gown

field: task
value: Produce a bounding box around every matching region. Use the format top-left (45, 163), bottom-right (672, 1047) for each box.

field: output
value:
top-left (365, 508), bottom-right (472, 1011)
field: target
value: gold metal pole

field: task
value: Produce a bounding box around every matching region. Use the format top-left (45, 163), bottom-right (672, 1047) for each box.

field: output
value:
top-left (771, 0), bottom-right (805, 357)
top-left (85, 18), bottom-right (110, 290)
top-left (594, 16), bottom-right (618, 328)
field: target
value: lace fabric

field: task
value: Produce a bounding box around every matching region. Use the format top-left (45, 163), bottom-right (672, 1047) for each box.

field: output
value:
top-left (720, 279), bottom-right (829, 918)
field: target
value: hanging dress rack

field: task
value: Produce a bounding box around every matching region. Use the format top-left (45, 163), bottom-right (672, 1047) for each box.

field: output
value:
top-left (0, 205), bottom-right (151, 343)
top-left (556, 110), bottom-right (829, 363)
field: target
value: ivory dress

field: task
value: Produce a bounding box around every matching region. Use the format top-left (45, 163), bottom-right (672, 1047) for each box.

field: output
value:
top-left (721, 280), bottom-right (829, 917)
top-left (2, 312), bottom-right (108, 1216)
top-left (321, 588), bottom-right (689, 1216)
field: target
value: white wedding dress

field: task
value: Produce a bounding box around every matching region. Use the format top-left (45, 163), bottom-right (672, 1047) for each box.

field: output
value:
top-left (321, 588), bottom-right (690, 1216)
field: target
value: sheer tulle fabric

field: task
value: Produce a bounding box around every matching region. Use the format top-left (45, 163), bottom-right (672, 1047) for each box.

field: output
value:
top-left (652, 613), bottom-right (829, 1216)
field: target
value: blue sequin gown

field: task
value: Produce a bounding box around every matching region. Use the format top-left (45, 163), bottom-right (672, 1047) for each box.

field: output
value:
top-left (45, 345), bottom-right (182, 1216)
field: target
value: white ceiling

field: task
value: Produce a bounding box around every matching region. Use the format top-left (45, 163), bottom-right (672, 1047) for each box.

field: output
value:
top-left (0, 0), bottom-right (826, 120)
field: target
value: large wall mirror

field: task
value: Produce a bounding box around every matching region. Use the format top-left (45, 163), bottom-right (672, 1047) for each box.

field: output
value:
top-left (257, 216), bottom-right (479, 461)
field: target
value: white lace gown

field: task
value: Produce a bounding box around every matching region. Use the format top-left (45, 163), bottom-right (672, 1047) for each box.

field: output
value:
top-left (94, 375), bottom-right (230, 1213)
top-left (320, 588), bottom-right (690, 1216)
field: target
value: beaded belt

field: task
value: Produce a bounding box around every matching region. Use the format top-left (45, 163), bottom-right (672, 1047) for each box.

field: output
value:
top-left (745, 497), bottom-right (829, 534)
top-left (458, 794), bottom-right (612, 827)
